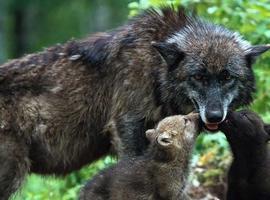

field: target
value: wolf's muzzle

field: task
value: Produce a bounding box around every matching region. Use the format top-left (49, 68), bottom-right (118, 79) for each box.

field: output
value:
top-left (205, 109), bottom-right (224, 123)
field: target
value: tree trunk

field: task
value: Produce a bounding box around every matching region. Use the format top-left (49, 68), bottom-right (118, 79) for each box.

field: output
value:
top-left (13, 6), bottom-right (27, 58)
top-left (0, 0), bottom-right (7, 63)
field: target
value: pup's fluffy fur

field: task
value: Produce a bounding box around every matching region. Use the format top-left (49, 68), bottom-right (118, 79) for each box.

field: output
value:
top-left (80, 113), bottom-right (200, 200)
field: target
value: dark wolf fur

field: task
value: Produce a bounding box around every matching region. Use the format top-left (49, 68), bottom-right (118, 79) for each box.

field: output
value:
top-left (80, 113), bottom-right (200, 200)
top-left (0, 7), bottom-right (269, 199)
top-left (220, 110), bottom-right (270, 200)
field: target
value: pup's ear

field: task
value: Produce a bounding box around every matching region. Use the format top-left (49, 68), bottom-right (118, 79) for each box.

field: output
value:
top-left (245, 45), bottom-right (270, 67)
top-left (152, 42), bottom-right (185, 71)
top-left (146, 129), bottom-right (157, 142)
top-left (157, 132), bottom-right (173, 147)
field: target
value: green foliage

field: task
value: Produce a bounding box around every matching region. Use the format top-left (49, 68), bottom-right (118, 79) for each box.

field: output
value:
top-left (13, 157), bottom-right (116, 200)
top-left (0, 0), bottom-right (130, 61)
top-left (191, 132), bottom-right (231, 187)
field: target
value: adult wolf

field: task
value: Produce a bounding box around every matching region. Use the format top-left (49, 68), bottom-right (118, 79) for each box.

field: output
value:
top-left (0, 7), bottom-right (269, 199)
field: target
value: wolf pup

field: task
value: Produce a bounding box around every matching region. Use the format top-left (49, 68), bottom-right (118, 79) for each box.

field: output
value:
top-left (0, 7), bottom-right (269, 199)
top-left (220, 110), bottom-right (270, 200)
top-left (80, 113), bottom-right (200, 200)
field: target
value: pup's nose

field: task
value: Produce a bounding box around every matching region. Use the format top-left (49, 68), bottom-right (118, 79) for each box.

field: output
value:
top-left (187, 112), bottom-right (199, 121)
top-left (205, 110), bottom-right (223, 123)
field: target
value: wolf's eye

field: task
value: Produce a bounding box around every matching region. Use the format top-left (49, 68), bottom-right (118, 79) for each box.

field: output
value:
top-left (221, 70), bottom-right (232, 81)
top-left (193, 75), bottom-right (203, 81)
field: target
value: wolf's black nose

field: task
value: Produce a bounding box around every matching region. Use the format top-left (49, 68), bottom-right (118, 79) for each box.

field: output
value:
top-left (205, 110), bottom-right (223, 123)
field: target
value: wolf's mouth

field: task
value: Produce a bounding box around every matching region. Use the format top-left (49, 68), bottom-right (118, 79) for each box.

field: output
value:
top-left (190, 98), bottom-right (222, 131)
top-left (204, 123), bottom-right (219, 131)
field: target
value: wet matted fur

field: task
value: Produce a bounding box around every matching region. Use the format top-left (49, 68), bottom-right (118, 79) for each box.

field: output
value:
top-left (0, 7), bottom-right (269, 199)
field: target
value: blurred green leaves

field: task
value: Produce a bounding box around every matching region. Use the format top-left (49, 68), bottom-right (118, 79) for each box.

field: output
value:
top-left (13, 157), bottom-right (116, 200)
top-left (0, 0), bottom-right (131, 62)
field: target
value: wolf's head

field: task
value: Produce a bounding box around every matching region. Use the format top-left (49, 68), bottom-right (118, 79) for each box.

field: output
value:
top-left (153, 16), bottom-right (270, 131)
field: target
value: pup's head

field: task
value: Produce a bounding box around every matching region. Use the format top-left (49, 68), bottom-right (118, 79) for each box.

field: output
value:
top-left (145, 113), bottom-right (200, 151)
top-left (219, 110), bottom-right (270, 145)
top-left (153, 16), bottom-right (270, 132)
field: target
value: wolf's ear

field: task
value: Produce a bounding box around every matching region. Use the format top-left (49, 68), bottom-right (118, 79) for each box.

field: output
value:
top-left (245, 45), bottom-right (270, 67)
top-left (152, 42), bottom-right (185, 71)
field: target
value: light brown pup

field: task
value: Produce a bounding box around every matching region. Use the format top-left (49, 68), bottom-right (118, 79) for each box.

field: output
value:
top-left (80, 113), bottom-right (200, 200)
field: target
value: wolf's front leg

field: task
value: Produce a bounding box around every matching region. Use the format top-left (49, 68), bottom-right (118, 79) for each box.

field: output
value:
top-left (0, 134), bottom-right (30, 200)
top-left (112, 113), bottom-right (149, 158)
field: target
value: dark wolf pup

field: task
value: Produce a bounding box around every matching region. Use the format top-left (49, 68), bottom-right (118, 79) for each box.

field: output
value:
top-left (220, 110), bottom-right (270, 200)
top-left (80, 113), bottom-right (200, 200)
top-left (0, 7), bottom-right (269, 199)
